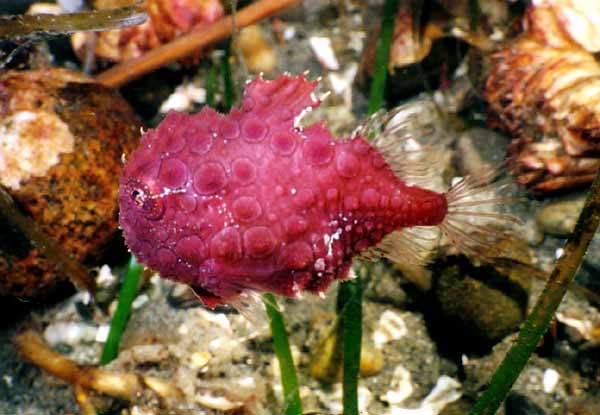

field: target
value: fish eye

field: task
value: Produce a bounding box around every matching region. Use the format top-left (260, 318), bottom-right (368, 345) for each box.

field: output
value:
top-left (131, 189), bottom-right (145, 207)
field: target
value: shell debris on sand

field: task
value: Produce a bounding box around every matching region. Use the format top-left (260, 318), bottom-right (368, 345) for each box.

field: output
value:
top-left (385, 376), bottom-right (462, 415)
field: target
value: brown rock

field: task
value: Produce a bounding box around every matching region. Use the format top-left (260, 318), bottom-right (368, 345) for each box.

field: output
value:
top-left (0, 68), bottom-right (140, 299)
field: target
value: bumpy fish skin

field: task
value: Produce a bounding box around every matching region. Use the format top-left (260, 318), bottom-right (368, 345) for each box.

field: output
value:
top-left (119, 74), bottom-right (447, 307)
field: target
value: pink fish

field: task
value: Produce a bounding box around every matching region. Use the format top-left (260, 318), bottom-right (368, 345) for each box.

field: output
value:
top-left (118, 74), bottom-right (514, 309)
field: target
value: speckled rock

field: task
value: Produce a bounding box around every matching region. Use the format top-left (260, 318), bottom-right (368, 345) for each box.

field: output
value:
top-left (0, 68), bottom-right (140, 299)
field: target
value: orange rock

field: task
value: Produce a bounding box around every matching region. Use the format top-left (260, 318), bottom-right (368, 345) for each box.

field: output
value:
top-left (0, 68), bottom-right (140, 298)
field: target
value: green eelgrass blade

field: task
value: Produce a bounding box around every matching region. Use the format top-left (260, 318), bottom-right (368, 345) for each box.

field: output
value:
top-left (205, 65), bottom-right (217, 108)
top-left (263, 293), bottom-right (303, 415)
top-left (336, 0), bottom-right (398, 413)
top-left (100, 255), bottom-right (143, 365)
top-left (367, 0), bottom-right (400, 115)
top-left (469, 0), bottom-right (481, 31)
top-left (221, 44), bottom-right (236, 112)
top-left (470, 166), bottom-right (600, 415)
top-left (337, 278), bottom-right (363, 415)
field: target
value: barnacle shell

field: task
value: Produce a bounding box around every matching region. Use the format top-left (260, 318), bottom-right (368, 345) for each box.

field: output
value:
top-left (0, 68), bottom-right (140, 299)
top-left (486, 38), bottom-right (600, 157)
top-left (484, 0), bottom-right (600, 193)
top-left (526, 0), bottom-right (600, 52)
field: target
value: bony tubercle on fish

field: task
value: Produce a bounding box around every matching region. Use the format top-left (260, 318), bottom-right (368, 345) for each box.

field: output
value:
top-left (118, 74), bottom-right (519, 313)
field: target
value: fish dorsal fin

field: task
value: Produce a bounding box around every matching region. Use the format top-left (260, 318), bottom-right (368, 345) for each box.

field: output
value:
top-left (354, 97), bottom-right (451, 190)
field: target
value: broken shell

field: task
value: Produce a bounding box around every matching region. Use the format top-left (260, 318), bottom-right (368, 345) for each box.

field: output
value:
top-left (0, 68), bottom-right (140, 299)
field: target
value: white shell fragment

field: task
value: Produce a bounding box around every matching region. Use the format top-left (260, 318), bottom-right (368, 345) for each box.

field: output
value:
top-left (95, 325), bottom-right (110, 343)
top-left (543, 368), bottom-right (560, 393)
top-left (309, 36), bottom-right (340, 70)
top-left (373, 310), bottom-right (408, 348)
top-left (159, 83), bottom-right (207, 113)
top-left (556, 311), bottom-right (597, 341)
top-left (43, 322), bottom-right (99, 346)
top-left (96, 265), bottom-right (118, 287)
top-left (195, 393), bottom-right (243, 411)
top-left (380, 365), bottom-right (414, 405)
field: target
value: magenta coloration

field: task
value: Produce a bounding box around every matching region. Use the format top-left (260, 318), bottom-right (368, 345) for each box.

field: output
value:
top-left (119, 74), bottom-right (499, 308)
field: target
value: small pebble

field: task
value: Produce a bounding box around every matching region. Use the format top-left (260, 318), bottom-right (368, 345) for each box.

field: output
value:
top-left (131, 344), bottom-right (170, 363)
top-left (536, 198), bottom-right (585, 237)
top-left (190, 351), bottom-right (211, 369)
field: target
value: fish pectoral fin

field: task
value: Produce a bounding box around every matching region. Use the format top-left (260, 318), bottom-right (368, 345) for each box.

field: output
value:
top-left (189, 285), bottom-right (226, 309)
top-left (360, 227), bottom-right (440, 265)
top-left (188, 284), bottom-right (266, 326)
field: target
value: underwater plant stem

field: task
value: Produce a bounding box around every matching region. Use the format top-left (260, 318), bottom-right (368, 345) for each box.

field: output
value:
top-left (263, 293), bottom-right (303, 415)
top-left (367, 0), bottom-right (399, 115)
top-left (96, 0), bottom-right (300, 88)
top-left (100, 256), bottom-right (143, 365)
top-left (470, 166), bottom-right (600, 415)
top-left (337, 277), bottom-right (363, 415)
top-left (336, 1), bottom-right (397, 412)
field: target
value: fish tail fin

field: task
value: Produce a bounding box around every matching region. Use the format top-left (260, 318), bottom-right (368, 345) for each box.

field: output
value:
top-left (439, 167), bottom-right (523, 260)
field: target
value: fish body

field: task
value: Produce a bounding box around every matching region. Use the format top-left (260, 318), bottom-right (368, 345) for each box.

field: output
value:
top-left (119, 74), bottom-right (505, 308)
